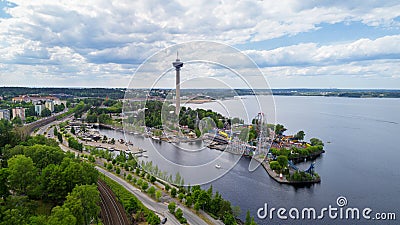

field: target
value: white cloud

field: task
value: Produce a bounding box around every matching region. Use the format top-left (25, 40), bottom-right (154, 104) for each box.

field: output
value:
top-left (0, 0), bottom-right (399, 87)
top-left (245, 35), bottom-right (400, 67)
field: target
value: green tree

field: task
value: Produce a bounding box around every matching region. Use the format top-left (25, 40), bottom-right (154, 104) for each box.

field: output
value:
top-left (0, 168), bottom-right (10, 199)
top-left (86, 114), bottom-right (98, 123)
top-left (277, 155), bottom-right (288, 169)
top-left (245, 210), bottom-right (251, 225)
top-left (185, 196), bottom-right (193, 207)
top-left (11, 116), bottom-right (22, 126)
top-left (269, 161), bottom-right (281, 171)
top-left (29, 215), bottom-right (48, 225)
top-left (141, 181), bottom-right (149, 191)
top-left (155, 190), bottom-right (162, 202)
top-left (310, 138), bottom-right (324, 146)
top-left (194, 201), bottom-right (200, 212)
top-left (70, 127), bottom-right (75, 135)
top-left (223, 213), bottom-right (236, 225)
top-left (63, 184), bottom-right (100, 225)
top-left (175, 208), bottom-right (183, 219)
top-left (178, 193), bottom-right (185, 202)
top-left (68, 137), bottom-right (82, 151)
top-left (41, 108), bottom-right (51, 117)
top-left (127, 197), bottom-right (140, 213)
top-left (47, 206), bottom-right (77, 225)
top-left (40, 164), bottom-right (67, 202)
top-left (57, 133), bottom-right (63, 143)
top-left (0, 119), bottom-right (17, 148)
top-left (275, 124), bottom-right (287, 136)
top-left (168, 201), bottom-right (176, 214)
top-left (232, 205), bottom-right (242, 218)
top-left (127, 174), bottom-right (132, 181)
top-left (116, 167), bottom-right (121, 174)
top-left (7, 155), bottom-right (35, 195)
top-left (147, 186), bottom-right (156, 198)
top-left (107, 163), bottom-right (113, 171)
top-left (294, 130), bottom-right (305, 140)
top-left (1, 208), bottom-right (27, 225)
top-left (197, 191), bottom-right (211, 211)
top-left (171, 187), bottom-right (177, 198)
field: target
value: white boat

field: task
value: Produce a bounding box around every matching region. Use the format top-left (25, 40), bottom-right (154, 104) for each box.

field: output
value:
top-left (215, 164), bottom-right (221, 169)
top-left (152, 136), bottom-right (160, 141)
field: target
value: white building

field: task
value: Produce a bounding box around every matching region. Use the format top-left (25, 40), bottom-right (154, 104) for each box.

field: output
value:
top-left (0, 109), bottom-right (10, 121)
top-left (35, 104), bottom-right (45, 115)
top-left (12, 107), bottom-right (26, 121)
top-left (45, 100), bottom-right (55, 112)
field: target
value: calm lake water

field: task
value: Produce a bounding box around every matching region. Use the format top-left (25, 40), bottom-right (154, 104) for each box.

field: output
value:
top-left (100, 96), bottom-right (400, 224)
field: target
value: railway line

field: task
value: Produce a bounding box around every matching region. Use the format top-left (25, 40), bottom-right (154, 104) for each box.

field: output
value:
top-left (98, 180), bottom-right (130, 225)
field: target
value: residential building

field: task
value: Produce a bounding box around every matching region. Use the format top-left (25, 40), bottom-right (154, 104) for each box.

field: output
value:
top-left (0, 109), bottom-right (10, 121)
top-left (35, 103), bottom-right (45, 115)
top-left (45, 100), bottom-right (55, 112)
top-left (12, 95), bottom-right (61, 105)
top-left (12, 107), bottom-right (26, 121)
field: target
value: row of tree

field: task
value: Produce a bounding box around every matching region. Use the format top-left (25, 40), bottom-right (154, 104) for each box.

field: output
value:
top-left (0, 132), bottom-right (100, 225)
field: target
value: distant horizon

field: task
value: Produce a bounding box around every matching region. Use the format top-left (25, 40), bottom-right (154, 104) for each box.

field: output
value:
top-left (1, 86), bottom-right (400, 91)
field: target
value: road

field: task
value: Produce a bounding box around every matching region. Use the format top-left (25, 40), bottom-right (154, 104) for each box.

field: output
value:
top-left (35, 113), bottom-right (72, 136)
top-left (96, 167), bottom-right (211, 225)
top-left (38, 113), bottom-right (215, 225)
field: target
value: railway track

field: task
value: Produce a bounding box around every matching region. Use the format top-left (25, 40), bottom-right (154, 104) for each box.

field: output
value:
top-left (98, 180), bottom-right (130, 225)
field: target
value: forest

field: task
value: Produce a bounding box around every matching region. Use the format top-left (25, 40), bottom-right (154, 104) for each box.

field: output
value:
top-left (0, 119), bottom-right (100, 225)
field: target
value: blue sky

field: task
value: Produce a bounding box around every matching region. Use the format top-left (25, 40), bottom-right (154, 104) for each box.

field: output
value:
top-left (0, 0), bottom-right (399, 89)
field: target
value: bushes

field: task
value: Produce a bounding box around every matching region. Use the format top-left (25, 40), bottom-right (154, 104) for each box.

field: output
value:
top-left (168, 202), bottom-right (176, 214)
top-left (289, 171), bottom-right (315, 182)
top-left (171, 188), bottom-right (177, 198)
top-left (168, 202), bottom-right (187, 224)
top-left (67, 137), bottom-right (82, 151)
top-left (269, 161), bottom-right (281, 171)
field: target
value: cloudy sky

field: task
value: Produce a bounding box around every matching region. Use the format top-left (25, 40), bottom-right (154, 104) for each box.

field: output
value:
top-left (0, 0), bottom-right (399, 89)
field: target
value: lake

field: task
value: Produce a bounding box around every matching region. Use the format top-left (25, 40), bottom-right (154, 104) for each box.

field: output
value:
top-left (100, 96), bottom-right (400, 224)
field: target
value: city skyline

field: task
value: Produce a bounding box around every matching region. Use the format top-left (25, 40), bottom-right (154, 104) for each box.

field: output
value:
top-left (0, 0), bottom-right (399, 89)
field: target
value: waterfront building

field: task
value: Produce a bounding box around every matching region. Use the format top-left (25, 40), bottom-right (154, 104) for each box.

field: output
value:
top-left (12, 107), bottom-right (26, 121)
top-left (0, 109), bottom-right (10, 120)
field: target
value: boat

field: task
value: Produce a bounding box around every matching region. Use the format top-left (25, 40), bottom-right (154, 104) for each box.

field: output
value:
top-left (215, 164), bottom-right (221, 169)
top-left (152, 136), bottom-right (160, 141)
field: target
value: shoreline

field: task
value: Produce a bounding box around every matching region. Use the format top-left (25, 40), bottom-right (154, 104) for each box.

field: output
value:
top-left (258, 158), bottom-right (321, 185)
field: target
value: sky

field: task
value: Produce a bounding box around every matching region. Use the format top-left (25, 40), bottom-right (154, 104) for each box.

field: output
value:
top-left (0, 0), bottom-right (399, 89)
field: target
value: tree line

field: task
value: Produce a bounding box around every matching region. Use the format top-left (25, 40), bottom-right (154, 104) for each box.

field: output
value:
top-left (0, 131), bottom-right (100, 225)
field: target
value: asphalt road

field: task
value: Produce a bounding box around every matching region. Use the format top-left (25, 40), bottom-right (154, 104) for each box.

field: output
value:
top-left (38, 113), bottom-right (216, 225)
